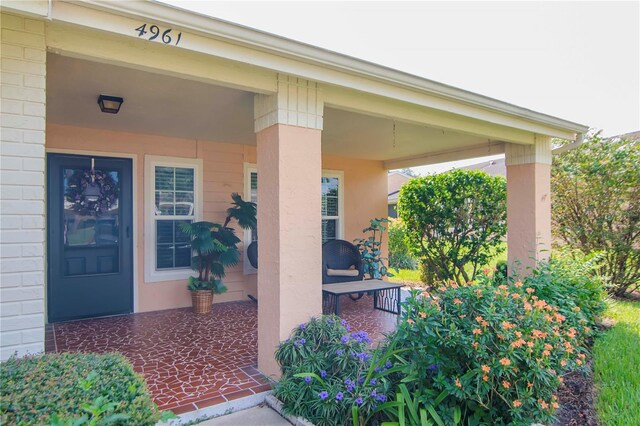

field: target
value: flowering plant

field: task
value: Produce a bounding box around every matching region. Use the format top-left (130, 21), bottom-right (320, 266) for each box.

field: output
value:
top-left (392, 274), bottom-right (590, 425)
top-left (274, 316), bottom-right (393, 425)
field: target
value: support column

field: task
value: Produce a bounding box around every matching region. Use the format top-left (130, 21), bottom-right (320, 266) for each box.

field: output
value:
top-left (255, 75), bottom-right (323, 378)
top-left (505, 136), bottom-right (552, 275)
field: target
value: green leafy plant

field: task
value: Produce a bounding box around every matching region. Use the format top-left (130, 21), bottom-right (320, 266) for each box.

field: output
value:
top-left (391, 274), bottom-right (591, 426)
top-left (0, 353), bottom-right (169, 425)
top-left (388, 218), bottom-right (418, 271)
top-left (274, 316), bottom-right (394, 426)
top-left (397, 170), bottom-right (507, 285)
top-left (552, 132), bottom-right (640, 296)
top-left (354, 218), bottom-right (393, 279)
top-left (179, 193), bottom-right (256, 292)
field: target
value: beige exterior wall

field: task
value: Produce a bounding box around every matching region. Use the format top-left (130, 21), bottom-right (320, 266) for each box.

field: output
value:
top-left (45, 124), bottom-right (387, 315)
top-left (0, 12), bottom-right (47, 360)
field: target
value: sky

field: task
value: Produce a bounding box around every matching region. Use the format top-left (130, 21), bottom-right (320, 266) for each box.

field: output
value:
top-left (161, 1), bottom-right (639, 172)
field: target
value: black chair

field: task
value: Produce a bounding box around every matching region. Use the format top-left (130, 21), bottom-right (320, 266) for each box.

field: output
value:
top-left (322, 239), bottom-right (364, 284)
top-left (246, 241), bottom-right (258, 303)
top-left (247, 241), bottom-right (258, 269)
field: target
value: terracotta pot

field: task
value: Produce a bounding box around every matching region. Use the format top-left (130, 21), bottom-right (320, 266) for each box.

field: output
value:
top-left (191, 290), bottom-right (214, 314)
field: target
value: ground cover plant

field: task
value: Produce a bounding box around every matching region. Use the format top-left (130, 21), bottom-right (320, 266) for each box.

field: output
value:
top-left (391, 268), bottom-right (599, 426)
top-left (593, 298), bottom-right (640, 426)
top-left (274, 316), bottom-right (394, 426)
top-left (552, 133), bottom-right (640, 296)
top-left (0, 352), bottom-right (169, 425)
top-left (398, 169), bottom-right (507, 285)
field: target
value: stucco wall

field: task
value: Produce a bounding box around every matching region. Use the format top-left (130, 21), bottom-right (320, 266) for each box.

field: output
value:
top-left (45, 124), bottom-right (387, 313)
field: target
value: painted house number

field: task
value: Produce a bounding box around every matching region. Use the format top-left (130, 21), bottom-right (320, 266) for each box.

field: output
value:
top-left (134, 24), bottom-right (182, 46)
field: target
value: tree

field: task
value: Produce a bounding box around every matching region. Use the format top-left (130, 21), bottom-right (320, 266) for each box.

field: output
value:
top-left (398, 169), bottom-right (507, 284)
top-left (552, 133), bottom-right (640, 296)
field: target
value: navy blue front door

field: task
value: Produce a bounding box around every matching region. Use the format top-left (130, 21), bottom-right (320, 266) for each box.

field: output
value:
top-left (47, 154), bottom-right (133, 322)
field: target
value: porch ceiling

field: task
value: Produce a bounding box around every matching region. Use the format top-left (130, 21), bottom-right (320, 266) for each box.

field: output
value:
top-left (48, 54), bottom-right (495, 163)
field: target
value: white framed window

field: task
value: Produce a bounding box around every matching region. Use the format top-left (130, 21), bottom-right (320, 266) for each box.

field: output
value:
top-left (243, 165), bottom-right (344, 274)
top-left (145, 156), bottom-right (203, 283)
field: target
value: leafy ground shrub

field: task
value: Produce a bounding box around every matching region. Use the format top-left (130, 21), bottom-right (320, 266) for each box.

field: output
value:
top-left (0, 352), bottom-right (166, 425)
top-left (398, 170), bottom-right (507, 285)
top-left (388, 218), bottom-right (418, 271)
top-left (274, 316), bottom-right (393, 426)
top-left (552, 133), bottom-right (640, 296)
top-left (392, 275), bottom-right (591, 425)
top-left (523, 253), bottom-right (607, 343)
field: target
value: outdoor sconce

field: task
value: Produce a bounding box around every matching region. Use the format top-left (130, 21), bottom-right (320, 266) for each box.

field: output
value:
top-left (97, 94), bottom-right (124, 114)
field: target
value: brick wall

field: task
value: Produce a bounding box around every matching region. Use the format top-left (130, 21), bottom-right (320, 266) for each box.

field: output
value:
top-left (0, 12), bottom-right (47, 360)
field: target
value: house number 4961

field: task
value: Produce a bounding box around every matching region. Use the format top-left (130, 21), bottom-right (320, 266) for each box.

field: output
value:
top-left (134, 24), bottom-right (182, 46)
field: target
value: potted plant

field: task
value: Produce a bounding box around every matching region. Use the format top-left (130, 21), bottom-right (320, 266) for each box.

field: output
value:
top-left (179, 193), bottom-right (256, 314)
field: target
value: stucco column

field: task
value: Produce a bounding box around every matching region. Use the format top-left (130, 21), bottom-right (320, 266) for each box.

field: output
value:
top-left (505, 136), bottom-right (552, 275)
top-left (255, 75), bottom-right (323, 378)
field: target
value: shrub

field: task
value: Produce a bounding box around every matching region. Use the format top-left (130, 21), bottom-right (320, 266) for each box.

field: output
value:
top-left (523, 252), bottom-right (607, 341)
top-left (552, 133), bottom-right (640, 296)
top-left (274, 316), bottom-right (393, 426)
top-left (398, 170), bottom-right (507, 285)
top-left (391, 276), bottom-right (589, 425)
top-left (388, 218), bottom-right (418, 270)
top-left (0, 352), bottom-right (166, 425)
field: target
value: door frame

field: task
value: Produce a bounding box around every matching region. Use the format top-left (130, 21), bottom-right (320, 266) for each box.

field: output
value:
top-left (46, 149), bottom-right (139, 319)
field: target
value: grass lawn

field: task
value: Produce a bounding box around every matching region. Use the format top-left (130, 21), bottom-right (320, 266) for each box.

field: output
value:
top-left (593, 298), bottom-right (640, 426)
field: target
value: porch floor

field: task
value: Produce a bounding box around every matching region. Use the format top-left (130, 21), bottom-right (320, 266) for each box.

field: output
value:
top-left (45, 295), bottom-right (398, 414)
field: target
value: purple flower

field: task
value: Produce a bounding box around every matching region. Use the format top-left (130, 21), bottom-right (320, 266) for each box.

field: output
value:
top-left (293, 338), bottom-right (306, 347)
top-left (327, 319), bottom-right (334, 325)
top-left (341, 335), bottom-right (350, 344)
top-left (427, 363), bottom-right (439, 372)
top-left (336, 392), bottom-right (344, 401)
top-left (304, 376), bottom-right (312, 384)
top-left (319, 391), bottom-right (329, 400)
top-left (385, 360), bottom-right (393, 369)
top-left (376, 394), bottom-right (387, 402)
top-left (299, 323), bottom-right (306, 330)
top-left (374, 366), bottom-right (380, 373)
top-left (350, 331), bottom-right (371, 344)
top-left (371, 390), bottom-right (377, 397)
top-left (341, 319), bottom-right (347, 326)
top-left (320, 370), bottom-right (327, 379)
top-left (358, 376), bottom-right (365, 384)
top-left (370, 378), bottom-right (377, 385)
top-left (336, 349), bottom-right (344, 356)
top-left (346, 325), bottom-right (351, 331)
top-left (355, 397), bottom-right (364, 405)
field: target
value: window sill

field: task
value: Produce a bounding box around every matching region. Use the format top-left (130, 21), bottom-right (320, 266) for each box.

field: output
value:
top-left (145, 268), bottom-right (193, 283)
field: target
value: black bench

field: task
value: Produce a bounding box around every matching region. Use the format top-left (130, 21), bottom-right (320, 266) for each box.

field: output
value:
top-left (322, 279), bottom-right (403, 316)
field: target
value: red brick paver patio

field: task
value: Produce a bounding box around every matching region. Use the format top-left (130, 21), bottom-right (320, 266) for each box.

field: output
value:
top-left (45, 295), bottom-right (398, 414)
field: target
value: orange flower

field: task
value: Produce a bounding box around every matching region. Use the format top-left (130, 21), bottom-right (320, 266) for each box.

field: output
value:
top-left (421, 291), bottom-right (430, 297)
top-left (526, 287), bottom-right (535, 294)
top-left (481, 320), bottom-right (489, 327)
top-left (511, 339), bottom-right (526, 349)
top-left (544, 343), bottom-right (553, 350)
top-left (578, 353), bottom-right (586, 360)
top-left (527, 381), bottom-right (534, 388)
top-left (523, 302), bottom-right (533, 311)
top-left (552, 401), bottom-right (559, 409)
top-left (560, 360), bottom-right (567, 367)
top-left (539, 400), bottom-right (549, 410)
top-left (475, 289), bottom-right (483, 297)
top-left (455, 378), bottom-right (462, 388)
top-left (572, 306), bottom-right (581, 312)
top-left (554, 313), bottom-right (566, 323)
top-left (458, 314), bottom-right (467, 319)
top-left (514, 281), bottom-right (523, 288)
top-left (418, 311), bottom-right (427, 318)
top-left (453, 298), bottom-right (462, 305)
top-left (407, 318), bottom-right (415, 324)
top-left (482, 375), bottom-right (489, 382)
top-left (473, 328), bottom-right (482, 335)
top-left (501, 321), bottom-right (515, 330)
top-left (499, 357), bottom-right (511, 366)
top-left (527, 341), bottom-right (534, 348)
top-left (475, 315), bottom-right (484, 322)
top-left (472, 341), bottom-right (479, 349)
top-left (542, 350), bottom-right (551, 357)
top-left (481, 365), bottom-right (491, 373)
top-left (576, 359), bottom-right (583, 365)
top-left (511, 293), bottom-right (521, 300)
top-left (515, 331), bottom-right (523, 338)
top-left (513, 400), bottom-right (522, 407)
top-left (502, 380), bottom-right (511, 389)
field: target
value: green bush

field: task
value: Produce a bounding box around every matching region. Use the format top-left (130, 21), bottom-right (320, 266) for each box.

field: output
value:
top-left (398, 170), bottom-right (507, 285)
top-left (274, 316), bottom-right (393, 426)
top-left (523, 253), bottom-right (607, 342)
top-left (388, 218), bottom-right (418, 271)
top-left (391, 275), bottom-right (590, 425)
top-left (0, 352), bottom-right (165, 425)
top-left (552, 133), bottom-right (640, 296)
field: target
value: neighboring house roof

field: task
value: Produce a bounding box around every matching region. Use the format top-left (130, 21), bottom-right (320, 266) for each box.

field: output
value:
top-left (459, 158), bottom-right (506, 177)
top-left (388, 171), bottom-right (412, 204)
top-left (617, 130), bottom-right (640, 140)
